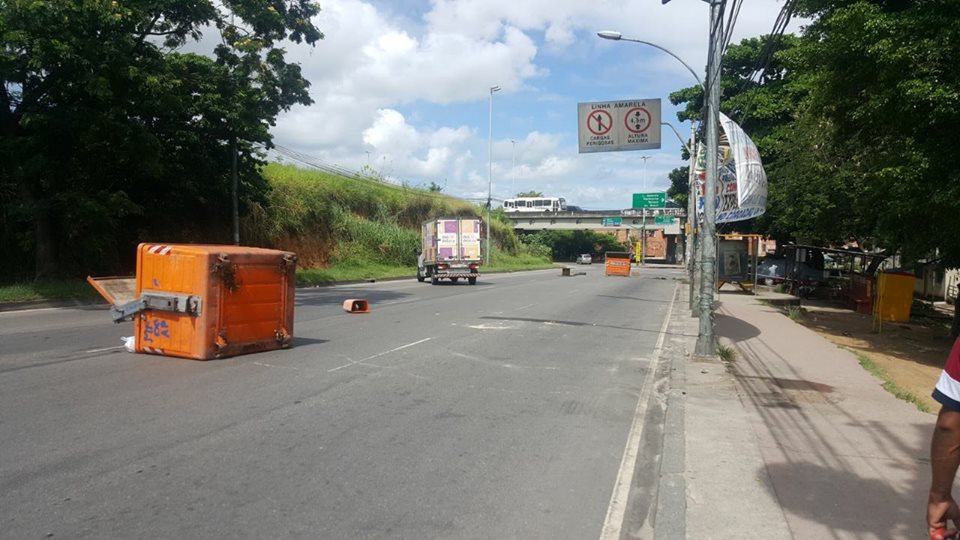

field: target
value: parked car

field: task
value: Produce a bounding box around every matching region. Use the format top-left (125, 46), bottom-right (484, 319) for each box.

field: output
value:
top-left (757, 255), bottom-right (826, 285)
top-left (576, 254), bottom-right (592, 265)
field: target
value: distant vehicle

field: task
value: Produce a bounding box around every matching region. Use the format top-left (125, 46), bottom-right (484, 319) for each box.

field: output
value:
top-left (502, 197), bottom-right (567, 213)
top-left (576, 254), bottom-right (592, 265)
top-left (417, 218), bottom-right (481, 285)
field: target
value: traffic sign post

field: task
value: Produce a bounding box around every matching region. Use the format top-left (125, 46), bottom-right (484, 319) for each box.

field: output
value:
top-left (632, 192), bottom-right (666, 209)
top-left (578, 99), bottom-right (662, 154)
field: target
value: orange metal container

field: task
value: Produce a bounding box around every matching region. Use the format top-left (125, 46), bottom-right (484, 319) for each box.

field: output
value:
top-left (605, 252), bottom-right (632, 277)
top-left (132, 243), bottom-right (297, 360)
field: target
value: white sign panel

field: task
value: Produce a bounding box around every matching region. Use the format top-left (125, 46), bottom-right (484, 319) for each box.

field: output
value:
top-left (694, 113), bottom-right (768, 223)
top-left (719, 112), bottom-right (767, 210)
top-left (577, 99), bottom-right (662, 153)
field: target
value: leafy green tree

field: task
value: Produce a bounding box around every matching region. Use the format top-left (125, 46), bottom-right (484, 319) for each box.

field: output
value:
top-left (516, 190), bottom-right (543, 197)
top-left (0, 0), bottom-right (322, 279)
top-left (523, 230), bottom-right (626, 261)
top-left (666, 167), bottom-right (689, 209)
top-left (673, 0), bottom-right (960, 333)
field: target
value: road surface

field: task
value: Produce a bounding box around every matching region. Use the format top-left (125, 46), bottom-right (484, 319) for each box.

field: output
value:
top-left (0, 265), bottom-right (682, 539)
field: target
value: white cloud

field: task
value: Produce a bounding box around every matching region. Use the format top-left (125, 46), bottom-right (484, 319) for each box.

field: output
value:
top-left (268, 0), bottom-right (804, 209)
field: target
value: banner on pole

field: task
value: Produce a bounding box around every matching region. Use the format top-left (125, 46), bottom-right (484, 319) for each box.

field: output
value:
top-left (694, 113), bottom-right (768, 223)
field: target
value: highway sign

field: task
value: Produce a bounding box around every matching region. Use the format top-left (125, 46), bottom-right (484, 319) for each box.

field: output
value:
top-left (633, 193), bottom-right (666, 209)
top-left (577, 99), bottom-right (662, 153)
top-left (654, 216), bottom-right (676, 225)
top-left (601, 217), bottom-right (622, 226)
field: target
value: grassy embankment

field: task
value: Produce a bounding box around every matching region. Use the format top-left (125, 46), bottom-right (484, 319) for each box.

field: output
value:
top-left (0, 163), bottom-right (552, 302)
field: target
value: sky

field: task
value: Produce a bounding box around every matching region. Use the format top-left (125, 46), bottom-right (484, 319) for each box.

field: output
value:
top-left (266, 0), bottom-right (805, 210)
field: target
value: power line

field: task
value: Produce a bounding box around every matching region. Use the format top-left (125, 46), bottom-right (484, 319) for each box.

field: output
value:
top-left (722, 0), bottom-right (745, 54)
top-left (734, 0), bottom-right (796, 124)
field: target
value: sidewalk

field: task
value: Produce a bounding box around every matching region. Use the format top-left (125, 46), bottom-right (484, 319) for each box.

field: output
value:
top-left (664, 285), bottom-right (935, 539)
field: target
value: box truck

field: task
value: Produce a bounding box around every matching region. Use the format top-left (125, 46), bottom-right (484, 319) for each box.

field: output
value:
top-left (417, 218), bottom-right (482, 285)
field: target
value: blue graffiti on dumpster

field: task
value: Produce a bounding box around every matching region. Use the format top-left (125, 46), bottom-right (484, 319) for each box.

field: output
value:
top-left (143, 319), bottom-right (171, 343)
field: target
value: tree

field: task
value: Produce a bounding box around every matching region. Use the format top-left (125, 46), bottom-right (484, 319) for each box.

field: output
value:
top-left (0, 0), bottom-right (323, 279)
top-left (670, 33), bottom-right (807, 243)
top-left (671, 1), bottom-right (960, 334)
top-left (516, 190), bottom-right (543, 197)
top-left (666, 167), bottom-right (689, 209)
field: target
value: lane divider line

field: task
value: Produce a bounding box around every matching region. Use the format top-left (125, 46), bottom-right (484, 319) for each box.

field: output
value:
top-left (327, 337), bottom-right (433, 373)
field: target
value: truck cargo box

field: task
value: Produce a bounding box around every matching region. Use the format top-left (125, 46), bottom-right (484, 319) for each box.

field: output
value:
top-left (418, 219), bottom-right (482, 285)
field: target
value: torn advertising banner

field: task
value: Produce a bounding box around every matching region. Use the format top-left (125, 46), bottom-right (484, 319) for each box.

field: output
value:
top-left (695, 113), bottom-right (768, 223)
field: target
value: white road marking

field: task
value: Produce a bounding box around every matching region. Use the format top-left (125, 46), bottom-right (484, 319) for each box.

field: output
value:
top-left (599, 282), bottom-right (678, 540)
top-left (465, 323), bottom-right (514, 330)
top-left (83, 346), bottom-right (124, 354)
top-left (252, 361), bottom-right (299, 370)
top-left (327, 337), bottom-right (433, 373)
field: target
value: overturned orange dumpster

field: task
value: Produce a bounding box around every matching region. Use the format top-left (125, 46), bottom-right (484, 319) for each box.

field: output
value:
top-left (89, 243), bottom-right (297, 360)
top-left (605, 251), bottom-right (632, 277)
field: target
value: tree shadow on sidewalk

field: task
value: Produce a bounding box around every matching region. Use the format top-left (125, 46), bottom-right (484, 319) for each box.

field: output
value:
top-left (760, 444), bottom-right (928, 539)
top-left (730, 329), bottom-right (933, 539)
top-left (715, 313), bottom-right (760, 342)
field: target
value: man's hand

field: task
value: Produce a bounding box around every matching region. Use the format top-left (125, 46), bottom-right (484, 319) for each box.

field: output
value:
top-left (929, 493), bottom-right (960, 539)
top-left (930, 408), bottom-right (960, 539)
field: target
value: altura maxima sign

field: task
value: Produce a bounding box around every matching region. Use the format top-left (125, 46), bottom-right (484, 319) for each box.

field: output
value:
top-left (577, 99), bottom-right (662, 153)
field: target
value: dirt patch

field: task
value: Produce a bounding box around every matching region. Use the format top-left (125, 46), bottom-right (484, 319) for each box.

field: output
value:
top-left (789, 299), bottom-right (955, 413)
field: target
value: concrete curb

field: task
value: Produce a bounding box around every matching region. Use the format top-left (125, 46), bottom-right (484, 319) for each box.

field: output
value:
top-left (0, 298), bottom-right (108, 313)
top-left (653, 284), bottom-right (696, 540)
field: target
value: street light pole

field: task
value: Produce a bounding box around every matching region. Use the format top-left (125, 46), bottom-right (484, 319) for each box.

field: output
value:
top-left (597, 31), bottom-right (705, 90)
top-left (688, 122), bottom-right (699, 313)
top-left (640, 155), bottom-right (650, 191)
top-left (487, 85), bottom-right (500, 266)
top-left (510, 139), bottom-right (517, 196)
top-left (695, 1), bottom-right (723, 356)
top-left (598, 30), bottom-right (705, 313)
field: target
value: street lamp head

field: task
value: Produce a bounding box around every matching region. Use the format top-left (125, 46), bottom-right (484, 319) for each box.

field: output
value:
top-left (490, 85), bottom-right (501, 93)
top-left (597, 30), bottom-right (622, 41)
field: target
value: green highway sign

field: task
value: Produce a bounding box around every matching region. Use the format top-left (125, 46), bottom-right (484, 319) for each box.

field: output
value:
top-left (601, 217), bottom-right (622, 226)
top-left (654, 216), bottom-right (676, 225)
top-left (632, 192), bottom-right (666, 209)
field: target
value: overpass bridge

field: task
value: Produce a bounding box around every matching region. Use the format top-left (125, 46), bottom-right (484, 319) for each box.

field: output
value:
top-left (506, 208), bottom-right (687, 232)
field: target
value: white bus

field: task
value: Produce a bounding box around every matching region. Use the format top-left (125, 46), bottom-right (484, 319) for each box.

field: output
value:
top-left (502, 197), bottom-right (567, 213)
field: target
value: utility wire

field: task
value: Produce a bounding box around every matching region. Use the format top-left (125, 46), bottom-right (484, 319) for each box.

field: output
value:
top-left (722, 0), bottom-right (745, 54)
top-left (734, 0), bottom-right (796, 125)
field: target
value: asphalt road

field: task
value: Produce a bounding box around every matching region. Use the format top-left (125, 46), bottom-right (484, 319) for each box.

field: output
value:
top-left (0, 265), bottom-right (682, 539)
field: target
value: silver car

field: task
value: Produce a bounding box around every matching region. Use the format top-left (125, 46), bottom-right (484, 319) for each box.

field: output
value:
top-left (576, 254), bottom-right (592, 265)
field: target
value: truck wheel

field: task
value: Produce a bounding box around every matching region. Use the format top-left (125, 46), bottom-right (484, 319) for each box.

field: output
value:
top-left (417, 268), bottom-right (425, 282)
top-left (468, 277), bottom-right (477, 285)
top-left (431, 273), bottom-right (439, 285)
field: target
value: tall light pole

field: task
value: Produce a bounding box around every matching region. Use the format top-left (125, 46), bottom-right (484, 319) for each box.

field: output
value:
top-left (598, 30), bottom-right (704, 311)
top-left (688, 123), bottom-right (698, 313)
top-left (597, 31), bottom-right (704, 89)
top-left (510, 139), bottom-right (517, 196)
top-left (695, 0), bottom-right (723, 356)
top-left (640, 155), bottom-right (650, 191)
top-left (486, 85), bottom-right (500, 266)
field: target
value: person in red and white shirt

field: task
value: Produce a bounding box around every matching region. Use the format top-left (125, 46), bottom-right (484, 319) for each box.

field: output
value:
top-left (930, 337), bottom-right (960, 539)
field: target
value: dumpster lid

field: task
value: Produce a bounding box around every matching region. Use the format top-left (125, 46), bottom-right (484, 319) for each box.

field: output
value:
top-left (86, 276), bottom-right (137, 307)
